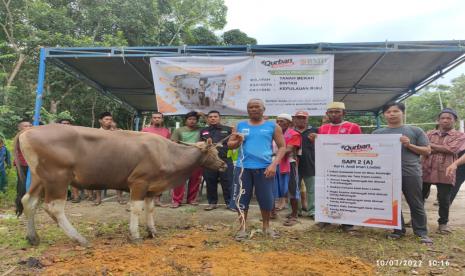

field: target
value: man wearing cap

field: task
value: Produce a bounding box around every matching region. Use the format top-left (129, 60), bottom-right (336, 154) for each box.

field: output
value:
top-left (422, 108), bottom-right (465, 234)
top-left (275, 113), bottom-right (302, 226)
top-left (294, 111), bottom-right (318, 219)
top-left (310, 102), bottom-right (362, 233)
top-left (316, 102), bottom-right (361, 135)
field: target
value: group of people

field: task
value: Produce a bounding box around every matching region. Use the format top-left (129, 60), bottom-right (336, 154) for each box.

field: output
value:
top-left (142, 110), bottom-right (234, 210)
top-left (9, 99), bottom-right (464, 245)
top-left (228, 99), bottom-right (463, 244)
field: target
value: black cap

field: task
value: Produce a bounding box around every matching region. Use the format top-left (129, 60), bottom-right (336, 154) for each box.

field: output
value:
top-left (439, 108), bottom-right (458, 120)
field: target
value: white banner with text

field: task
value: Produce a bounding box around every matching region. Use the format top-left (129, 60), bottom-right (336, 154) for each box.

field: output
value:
top-left (315, 134), bottom-right (402, 229)
top-left (150, 55), bottom-right (333, 115)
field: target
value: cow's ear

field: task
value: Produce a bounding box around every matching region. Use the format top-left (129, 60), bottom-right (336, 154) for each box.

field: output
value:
top-left (206, 138), bottom-right (213, 145)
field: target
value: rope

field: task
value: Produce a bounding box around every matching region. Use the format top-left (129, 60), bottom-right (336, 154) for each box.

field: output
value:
top-left (234, 143), bottom-right (246, 228)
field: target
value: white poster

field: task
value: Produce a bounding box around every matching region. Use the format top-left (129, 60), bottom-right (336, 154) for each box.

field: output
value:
top-left (150, 55), bottom-right (333, 115)
top-left (315, 134), bottom-right (402, 229)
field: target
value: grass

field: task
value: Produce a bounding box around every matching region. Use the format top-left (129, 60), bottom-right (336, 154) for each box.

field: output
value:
top-left (0, 139), bottom-right (19, 209)
top-left (258, 224), bottom-right (465, 275)
top-left (1, 210), bottom-right (464, 275)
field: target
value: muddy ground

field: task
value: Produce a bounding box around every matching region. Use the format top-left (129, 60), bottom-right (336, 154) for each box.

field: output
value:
top-left (1, 186), bottom-right (464, 275)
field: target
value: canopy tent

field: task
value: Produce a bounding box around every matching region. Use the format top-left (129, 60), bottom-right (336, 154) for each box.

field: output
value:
top-left (33, 40), bottom-right (465, 126)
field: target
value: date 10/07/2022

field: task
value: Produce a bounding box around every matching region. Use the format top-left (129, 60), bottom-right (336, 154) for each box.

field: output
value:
top-left (376, 259), bottom-right (450, 267)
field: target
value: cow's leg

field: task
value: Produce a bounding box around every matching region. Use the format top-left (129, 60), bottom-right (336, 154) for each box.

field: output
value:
top-left (129, 200), bottom-right (144, 242)
top-left (45, 199), bottom-right (89, 247)
top-left (42, 171), bottom-right (89, 247)
top-left (21, 180), bottom-right (43, 246)
top-left (128, 186), bottom-right (148, 243)
top-left (145, 192), bottom-right (157, 238)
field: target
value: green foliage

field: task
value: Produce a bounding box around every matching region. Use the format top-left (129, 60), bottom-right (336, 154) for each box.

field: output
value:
top-left (403, 76), bottom-right (465, 131)
top-left (222, 29), bottom-right (257, 45)
top-left (183, 26), bottom-right (220, 46)
top-left (0, 140), bottom-right (18, 208)
top-left (0, 0), bottom-right (257, 134)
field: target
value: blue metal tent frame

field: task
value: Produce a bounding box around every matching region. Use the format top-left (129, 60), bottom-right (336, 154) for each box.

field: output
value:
top-left (27, 41), bottom-right (465, 190)
top-left (33, 40), bottom-right (465, 126)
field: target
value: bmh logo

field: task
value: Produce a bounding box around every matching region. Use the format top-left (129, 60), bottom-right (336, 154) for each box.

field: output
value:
top-left (340, 144), bottom-right (373, 152)
top-left (261, 58), bottom-right (294, 68)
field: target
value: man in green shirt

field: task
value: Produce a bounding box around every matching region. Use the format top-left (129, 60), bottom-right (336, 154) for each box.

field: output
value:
top-left (170, 111), bottom-right (202, 208)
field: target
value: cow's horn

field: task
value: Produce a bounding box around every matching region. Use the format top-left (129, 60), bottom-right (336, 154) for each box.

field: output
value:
top-left (215, 134), bottom-right (231, 147)
top-left (178, 141), bottom-right (195, 146)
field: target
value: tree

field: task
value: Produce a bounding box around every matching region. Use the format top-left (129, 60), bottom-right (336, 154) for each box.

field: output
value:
top-left (183, 26), bottom-right (220, 45)
top-left (0, 0), bottom-right (260, 136)
top-left (445, 74), bottom-right (465, 119)
top-left (222, 29), bottom-right (257, 45)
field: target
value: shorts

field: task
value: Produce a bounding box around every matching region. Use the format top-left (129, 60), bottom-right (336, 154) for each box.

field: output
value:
top-left (273, 165), bottom-right (289, 198)
top-left (230, 167), bottom-right (274, 211)
top-left (287, 162), bottom-right (300, 199)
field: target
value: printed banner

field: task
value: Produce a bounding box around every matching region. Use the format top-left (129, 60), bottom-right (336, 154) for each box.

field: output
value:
top-left (315, 134), bottom-right (402, 229)
top-left (150, 55), bottom-right (333, 115)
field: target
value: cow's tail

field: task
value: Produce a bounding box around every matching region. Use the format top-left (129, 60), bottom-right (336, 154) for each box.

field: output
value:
top-left (14, 132), bottom-right (26, 217)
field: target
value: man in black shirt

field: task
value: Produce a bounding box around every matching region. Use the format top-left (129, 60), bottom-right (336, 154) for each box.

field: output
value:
top-left (294, 111), bottom-right (318, 219)
top-left (200, 110), bottom-right (233, 210)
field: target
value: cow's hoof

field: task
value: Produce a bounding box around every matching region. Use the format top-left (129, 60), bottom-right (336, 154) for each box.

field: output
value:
top-left (26, 235), bottom-right (40, 246)
top-left (78, 240), bottom-right (90, 248)
top-left (129, 237), bottom-right (143, 244)
top-left (146, 231), bottom-right (157, 239)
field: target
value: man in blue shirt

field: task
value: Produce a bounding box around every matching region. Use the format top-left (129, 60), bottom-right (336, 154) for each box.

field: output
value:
top-left (228, 99), bottom-right (286, 240)
top-left (0, 136), bottom-right (11, 193)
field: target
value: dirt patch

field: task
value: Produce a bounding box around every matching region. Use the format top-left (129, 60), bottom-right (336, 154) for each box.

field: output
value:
top-left (43, 230), bottom-right (373, 276)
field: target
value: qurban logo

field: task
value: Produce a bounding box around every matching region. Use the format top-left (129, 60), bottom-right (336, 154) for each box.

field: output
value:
top-left (340, 144), bottom-right (373, 152)
top-left (261, 58), bottom-right (294, 68)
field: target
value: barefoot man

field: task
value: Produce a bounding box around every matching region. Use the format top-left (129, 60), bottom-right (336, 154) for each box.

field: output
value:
top-left (228, 99), bottom-right (286, 240)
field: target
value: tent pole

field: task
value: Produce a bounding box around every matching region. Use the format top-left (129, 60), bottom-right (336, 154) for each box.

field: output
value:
top-left (26, 48), bottom-right (47, 191)
top-left (134, 112), bottom-right (141, 131)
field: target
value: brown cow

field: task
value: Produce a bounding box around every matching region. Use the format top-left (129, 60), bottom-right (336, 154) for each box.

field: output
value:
top-left (15, 124), bottom-right (227, 246)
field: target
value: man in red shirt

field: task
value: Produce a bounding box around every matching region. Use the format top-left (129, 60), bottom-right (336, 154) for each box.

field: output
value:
top-left (310, 102), bottom-right (361, 233)
top-left (141, 112), bottom-right (171, 139)
top-left (317, 102), bottom-right (362, 135)
top-left (15, 119), bottom-right (32, 216)
top-left (141, 112), bottom-right (171, 207)
top-left (275, 114), bottom-right (302, 226)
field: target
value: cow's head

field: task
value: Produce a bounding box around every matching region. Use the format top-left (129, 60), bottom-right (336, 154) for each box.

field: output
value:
top-left (192, 139), bottom-right (228, 172)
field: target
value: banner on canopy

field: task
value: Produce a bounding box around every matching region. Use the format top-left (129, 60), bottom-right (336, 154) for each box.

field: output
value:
top-left (150, 55), bottom-right (333, 115)
top-left (315, 134), bottom-right (402, 230)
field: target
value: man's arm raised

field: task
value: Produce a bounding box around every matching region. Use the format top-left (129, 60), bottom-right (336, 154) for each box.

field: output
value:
top-left (227, 127), bottom-right (243, 149)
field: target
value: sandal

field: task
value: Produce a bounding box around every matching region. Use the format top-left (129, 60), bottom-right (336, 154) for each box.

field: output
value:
top-left (118, 199), bottom-right (127, 205)
top-left (437, 224), bottom-right (452, 234)
top-left (420, 235), bottom-right (433, 245)
top-left (386, 232), bottom-right (404, 240)
top-left (93, 201), bottom-right (102, 206)
top-left (234, 230), bottom-right (248, 241)
top-left (71, 198), bottom-right (81, 203)
top-left (264, 228), bottom-right (280, 239)
top-left (283, 217), bottom-right (299, 226)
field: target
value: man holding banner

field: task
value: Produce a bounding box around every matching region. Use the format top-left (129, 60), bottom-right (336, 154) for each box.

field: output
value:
top-left (311, 102), bottom-right (361, 233)
top-left (373, 102), bottom-right (433, 245)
